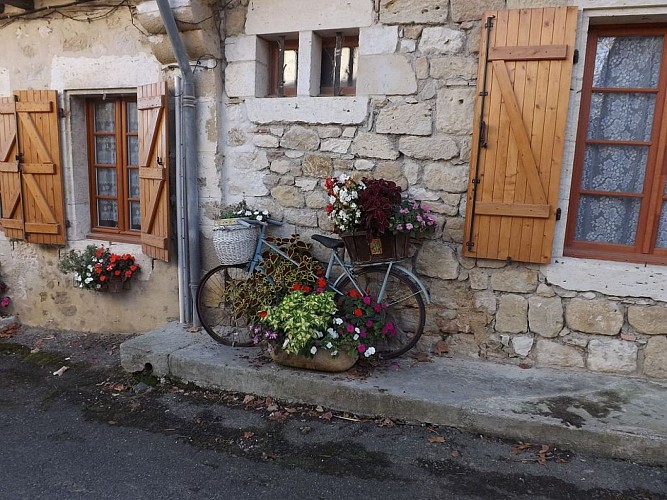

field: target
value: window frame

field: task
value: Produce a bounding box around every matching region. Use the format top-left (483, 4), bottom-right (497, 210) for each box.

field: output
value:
top-left (565, 24), bottom-right (667, 265)
top-left (268, 38), bottom-right (299, 97)
top-left (85, 95), bottom-right (141, 243)
top-left (319, 34), bottom-right (359, 96)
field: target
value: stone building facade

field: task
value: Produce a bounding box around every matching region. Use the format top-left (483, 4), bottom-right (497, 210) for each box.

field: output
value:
top-left (0, 0), bottom-right (665, 378)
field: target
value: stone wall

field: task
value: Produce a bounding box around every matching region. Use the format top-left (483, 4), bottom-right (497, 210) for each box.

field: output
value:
top-left (214, 0), bottom-right (667, 379)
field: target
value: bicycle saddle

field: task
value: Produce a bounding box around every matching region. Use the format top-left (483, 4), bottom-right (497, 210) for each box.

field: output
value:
top-left (312, 234), bottom-right (344, 249)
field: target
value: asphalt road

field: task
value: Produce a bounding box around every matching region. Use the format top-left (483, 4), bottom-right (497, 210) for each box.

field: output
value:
top-left (0, 331), bottom-right (665, 500)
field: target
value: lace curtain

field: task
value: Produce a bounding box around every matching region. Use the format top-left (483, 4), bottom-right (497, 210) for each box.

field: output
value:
top-left (575, 35), bottom-right (663, 245)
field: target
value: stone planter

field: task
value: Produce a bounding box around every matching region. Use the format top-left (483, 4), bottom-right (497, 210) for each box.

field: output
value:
top-left (270, 347), bottom-right (358, 372)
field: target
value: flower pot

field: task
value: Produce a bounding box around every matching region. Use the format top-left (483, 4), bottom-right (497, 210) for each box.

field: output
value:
top-left (341, 231), bottom-right (409, 264)
top-left (270, 347), bottom-right (358, 372)
top-left (99, 278), bottom-right (130, 293)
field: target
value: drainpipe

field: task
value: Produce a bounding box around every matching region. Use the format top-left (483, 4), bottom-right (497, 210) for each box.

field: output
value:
top-left (156, 0), bottom-right (201, 325)
top-left (174, 76), bottom-right (189, 323)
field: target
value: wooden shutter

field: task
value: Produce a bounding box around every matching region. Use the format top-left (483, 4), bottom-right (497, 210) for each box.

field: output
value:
top-left (463, 7), bottom-right (578, 264)
top-left (0, 90), bottom-right (65, 244)
top-left (138, 82), bottom-right (171, 262)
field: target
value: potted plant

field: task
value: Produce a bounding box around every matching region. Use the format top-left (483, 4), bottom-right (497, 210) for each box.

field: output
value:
top-left (58, 245), bottom-right (140, 292)
top-left (213, 200), bottom-right (271, 265)
top-left (252, 285), bottom-right (389, 372)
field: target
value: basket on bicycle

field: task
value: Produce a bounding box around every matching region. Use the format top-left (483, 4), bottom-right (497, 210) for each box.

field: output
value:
top-left (341, 231), bottom-right (410, 264)
top-left (213, 220), bottom-right (259, 265)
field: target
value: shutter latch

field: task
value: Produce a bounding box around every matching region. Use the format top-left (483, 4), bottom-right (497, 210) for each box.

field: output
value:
top-left (555, 208), bottom-right (562, 221)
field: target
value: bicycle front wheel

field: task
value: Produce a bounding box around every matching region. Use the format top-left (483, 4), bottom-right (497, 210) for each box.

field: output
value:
top-left (335, 266), bottom-right (426, 359)
top-left (196, 264), bottom-right (256, 347)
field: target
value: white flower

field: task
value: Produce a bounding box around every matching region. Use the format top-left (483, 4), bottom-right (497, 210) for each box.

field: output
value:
top-left (245, 210), bottom-right (252, 216)
top-left (316, 331), bottom-right (324, 338)
top-left (355, 327), bottom-right (360, 333)
top-left (257, 215), bottom-right (263, 221)
top-left (330, 331), bottom-right (339, 339)
top-left (353, 334), bottom-right (359, 341)
top-left (262, 210), bottom-right (269, 215)
top-left (365, 347), bottom-right (376, 357)
top-left (339, 173), bottom-right (349, 182)
top-left (334, 318), bottom-right (343, 325)
top-left (327, 327), bottom-right (335, 335)
top-left (326, 342), bottom-right (333, 349)
top-left (310, 346), bottom-right (317, 355)
top-left (331, 350), bottom-right (338, 357)
top-left (84, 277), bottom-right (93, 284)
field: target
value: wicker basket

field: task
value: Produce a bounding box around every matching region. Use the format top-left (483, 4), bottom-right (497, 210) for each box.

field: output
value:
top-left (213, 223), bottom-right (259, 265)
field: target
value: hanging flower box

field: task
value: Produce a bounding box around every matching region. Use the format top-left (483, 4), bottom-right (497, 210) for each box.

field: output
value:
top-left (341, 231), bottom-right (410, 264)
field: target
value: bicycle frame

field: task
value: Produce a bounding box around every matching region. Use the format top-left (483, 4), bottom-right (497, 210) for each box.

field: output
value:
top-left (237, 219), bottom-right (430, 305)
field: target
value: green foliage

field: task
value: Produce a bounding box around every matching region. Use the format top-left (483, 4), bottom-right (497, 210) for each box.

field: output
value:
top-left (261, 290), bottom-right (337, 355)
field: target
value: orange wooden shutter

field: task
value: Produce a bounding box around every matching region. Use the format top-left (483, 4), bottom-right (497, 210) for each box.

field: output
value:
top-left (138, 82), bottom-right (171, 262)
top-left (0, 96), bottom-right (23, 240)
top-left (463, 7), bottom-right (578, 264)
top-left (0, 90), bottom-right (66, 244)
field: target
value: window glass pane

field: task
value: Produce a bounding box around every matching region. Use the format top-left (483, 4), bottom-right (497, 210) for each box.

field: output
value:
top-left (588, 92), bottom-right (655, 142)
top-left (130, 201), bottom-right (141, 230)
top-left (97, 199), bottom-right (118, 228)
top-left (94, 102), bottom-right (115, 132)
top-left (95, 136), bottom-right (117, 165)
top-left (582, 145), bottom-right (647, 193)
top-left (340, 46), bottom-right (358, 87)
top-left (321, 46), bottom-right (336, 88)
top-left (283, 49), bottom-right (298, 90)
top-left (128, 168), bottom-right (140, 198)
top-left (593, 36), bottom-right (662, 89)
top-left (96, 168), bottom-right (117, 196)
top-left (127, 136), bottom-right (139, 166)
top-left (575, 195), bottom-right (640, 245)
top-left (656, 202), bottom-right (667, 248)
top-left (126, 101), bottom-right (138, 133)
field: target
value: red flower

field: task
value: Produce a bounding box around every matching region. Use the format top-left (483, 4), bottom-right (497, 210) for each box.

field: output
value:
top-left (259, 310), bottom-right (268, 318)
top-left (348, 289), bottom-right (361, 298)
top-left (353, 308), bottom-right (363, 317)
top-left (99, 275), bottom-right (106, 282)
top-left (325, 204), bottom-right (334, 214)
top-left (95, 248), bottom-right (104, 258)
top-left (317, 277), bottom-right (327, 289)
top-left (302, 286), bottom-right (312, 294)
top-left (292, 284), bottom-right (302, 291)
top-left (130, 265), bottom-right (138, 272)
top-left (114, 270), bottom-right (121, 276)
top-left (125, 271), bottom-right (132, 278)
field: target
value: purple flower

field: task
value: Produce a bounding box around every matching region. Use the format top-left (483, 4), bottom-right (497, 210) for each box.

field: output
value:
top-left (406, 223), bottom-right (413, 230)
top-left (366, 320), bottom-right (374, 327)
top-left (400, 208), bottom-right (408, 214)
top-left (346, 324), bottom-right (355, 333)
top-left (373, 304), bottom-right (382, 313)
top-left (363, 296), bottom-right (372, 305)
top-left (396, 224), bottom-right (403, 231)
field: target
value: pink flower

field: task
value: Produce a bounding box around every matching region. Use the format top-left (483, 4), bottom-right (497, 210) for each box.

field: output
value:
top-left (365, 320), bottom-right (374, 327)
top-left (357, 344), bottom-right (366, 353)
top-left (373, 304), bottom-right (382, 313)
top-left (400, 208), bottom-right (408, 214)
top-left (346, 324), bottom-right (355, 333)
top-left (406, 223), bottom-right (413, 230)
top-left (0, 297), bottom-right (9, 307)
top-left (363, 296), bottom-right (371, 305)
top-left (396, 224), bottom-right (403, 231)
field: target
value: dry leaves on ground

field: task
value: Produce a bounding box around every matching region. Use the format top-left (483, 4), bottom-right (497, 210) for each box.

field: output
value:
top-left (509, 442), bottom-right (573, 465)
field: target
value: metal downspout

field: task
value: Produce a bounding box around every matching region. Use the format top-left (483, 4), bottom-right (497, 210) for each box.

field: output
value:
top-left (174, 76), bottom-right (189, 323)
top-left (156, 0), bottom-right (200, 325)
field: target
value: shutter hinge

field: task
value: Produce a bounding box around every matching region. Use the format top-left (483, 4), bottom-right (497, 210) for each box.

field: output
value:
top-left (472, 178), bottom-right (480, 184)
top-left (58, 108), bottom-right (67, 119)
top-left (15, 152), bottom-right (23, 164)
top-left (555, 207), bottom-right (562, 221)
top-left (573, 49), bottom-right (579, 65)
top-left (466, 240), bottom-right (474, 250)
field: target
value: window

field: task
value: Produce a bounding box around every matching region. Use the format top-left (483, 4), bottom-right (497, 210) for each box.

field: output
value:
top-left (566, 26), bottom-right (667, 265)
top-left (86, 96), bottom-right (141, 241)
top-left (320, 34), bottom-right (358, 96)
top-left (268, 37), bottom-right (298, 96)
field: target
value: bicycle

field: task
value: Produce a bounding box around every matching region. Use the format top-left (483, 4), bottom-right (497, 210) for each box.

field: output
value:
top-left (196, 219), bottom-right (430, 359)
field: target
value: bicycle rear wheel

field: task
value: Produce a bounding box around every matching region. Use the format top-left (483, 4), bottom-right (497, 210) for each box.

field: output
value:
top-left (196, 264), bottom-right (256, 347)
top-left (335, 266), bottom-right (426, 359)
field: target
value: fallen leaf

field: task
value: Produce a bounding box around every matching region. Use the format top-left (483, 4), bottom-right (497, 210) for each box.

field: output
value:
top-left (412, 353), bottom-right (432, 362)
top-left (428, 436), bottom-right (446, 443)
top-left (315, 406), bottom-right (324, 413)
top-left (268, 411), bottom-right (288, 423)
top-left (511, 442), bottom-right (533, 455)
top-left (321, 411), bottom-right (333, 421)
top-left (243, 431), bottom-right (255, 440)
top-left (434, 341), bottom-right (449, 355)
top-left (242, 395), bottom-right (255, 405)
top-left (266, 404), bottom-right (279, 412)
top-left (451, 449), bottom-right (461, 458)
top-left (52, 366), bottom-right (69, 376)
top-left (284, 407), bottom-right (298, 414)
top-left (188, 327), bottom-right (201, 333)
top-left (378, 418), bottom-right (394, 427)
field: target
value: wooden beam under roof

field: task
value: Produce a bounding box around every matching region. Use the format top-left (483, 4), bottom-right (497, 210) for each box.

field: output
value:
top-left (1, 0), bottom-right (35, 10)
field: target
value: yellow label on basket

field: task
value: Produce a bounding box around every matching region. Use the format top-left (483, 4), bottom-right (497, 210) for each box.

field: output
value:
top-left (369, 238), bottom-right (383, 255)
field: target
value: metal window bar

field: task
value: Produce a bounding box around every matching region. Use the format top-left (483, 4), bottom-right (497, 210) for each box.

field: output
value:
top-left (277, 36), bottom-right (285, 97)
